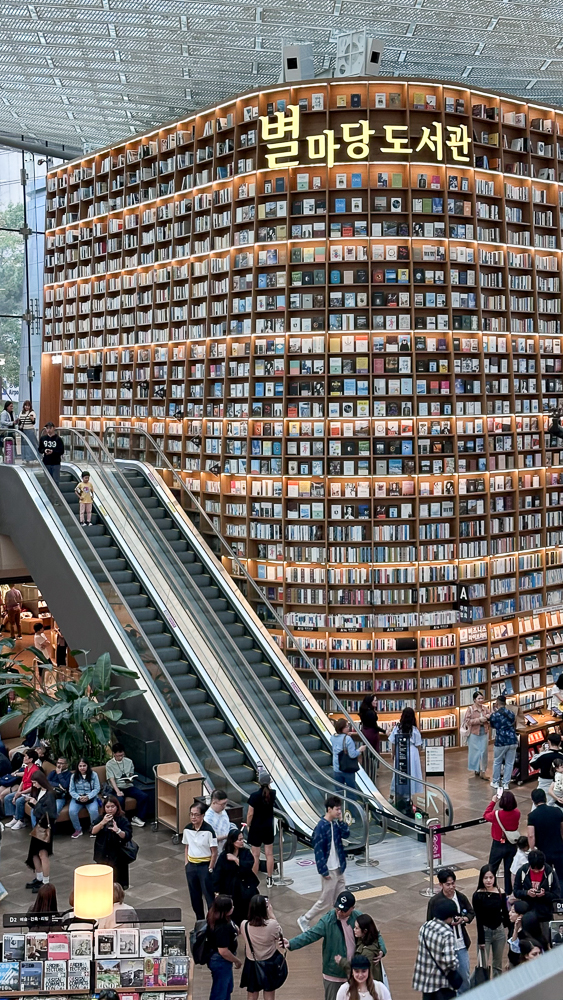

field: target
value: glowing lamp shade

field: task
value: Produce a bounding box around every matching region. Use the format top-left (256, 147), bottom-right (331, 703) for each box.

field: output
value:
top-left (73, 864), bottom-right (114, 919)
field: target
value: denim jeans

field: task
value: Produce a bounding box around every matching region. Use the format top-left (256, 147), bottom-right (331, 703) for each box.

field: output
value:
top-left (31, 797), bottom-right (66, 828)
top-left (492, 744), bottom-right (517, 787)
top-left (484, 926), bottom-right (506, 977)
top-left (69, 797), bottom-right (100, 830)
top-left (45, 464), bottom-right (61, 485)
top-left (116, 783), bottom-right (149, 820)
top-left (4, 792), bottom-right (26, 820)
top-left (456, 946), bottom-right (471, 994)
top-left (208, 952), bottom-right (234, 1000)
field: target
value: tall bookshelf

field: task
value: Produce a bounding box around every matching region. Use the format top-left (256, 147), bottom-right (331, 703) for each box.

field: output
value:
top-left (42, 78), bottom-right (563, 748)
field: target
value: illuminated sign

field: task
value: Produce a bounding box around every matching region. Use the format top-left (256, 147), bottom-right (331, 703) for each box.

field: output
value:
top-left (259, 105), bottom-right (471, 168)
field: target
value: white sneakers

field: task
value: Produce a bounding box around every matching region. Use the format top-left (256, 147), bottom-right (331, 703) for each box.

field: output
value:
top-left (130, 816), bottom-right (145, 827)
top-left (8, 820), bottom-right (25, 831)
top-left (297, 915), bottom-right (310, 933)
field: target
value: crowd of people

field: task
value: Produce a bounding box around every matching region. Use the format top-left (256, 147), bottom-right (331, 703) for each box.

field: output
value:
top-left (3, 697), bottom-right (563, 1000)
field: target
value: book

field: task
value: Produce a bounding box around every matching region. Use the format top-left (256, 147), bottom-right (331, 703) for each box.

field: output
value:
top-left (19, 961), bottom-right (42, 991)
top-left (25, 933), bottom-right (48, 961)
top-left (70, 930), bottom-right (94, 959)
top-left (2, 936), bottom-right (24, 962)
top-left (120, 959), bottom-right (145, 988)
top-left (44, 959), bottom-right (67, 991)
top-left (68, 959), bottom-right (91, 991)
top-left (139, 928), bottom-right (162, 959)
top-left (95, 928), bottom-right (118, 959)
top-left (118, 928), bottom-right (139, 957)
top-left (47, 931), bottom-right (70, 961)
top-left (96, 959), bottom-right (121, 990)
top-left (162, 927), bottom-right (187, 956)
top-left (143, 957), bottom-right (166, 987)
top-left (0, 963), bottom-right (19, 991)
top-left (166, 955), bottom-right (189, 986)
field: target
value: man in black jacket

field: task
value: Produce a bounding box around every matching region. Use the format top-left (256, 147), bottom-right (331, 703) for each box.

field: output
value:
top-left (38, 422), bottom-right (64, 486)
top-left (513, 849), bottom-right (561, 940)
top-left (427, 868), bottom-right (474, 994)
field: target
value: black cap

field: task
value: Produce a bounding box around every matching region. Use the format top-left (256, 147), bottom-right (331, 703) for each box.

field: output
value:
top-left (351, 954), bottom-right (371, 970)
top-left (335, 889), bottom-right (356, 911)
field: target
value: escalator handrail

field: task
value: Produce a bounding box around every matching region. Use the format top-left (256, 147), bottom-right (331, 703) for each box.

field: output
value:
top-left (57, 444), bottom-right (373, 843)
top-left (103, 423), bottom-right (454, 827)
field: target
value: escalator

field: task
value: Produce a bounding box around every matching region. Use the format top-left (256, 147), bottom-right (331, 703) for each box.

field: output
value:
top-left (1, 428), bottom-right (454, 850)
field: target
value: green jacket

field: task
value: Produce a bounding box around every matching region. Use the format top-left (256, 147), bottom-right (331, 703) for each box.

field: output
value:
top-left (288, 908), bottom-right (362, 979)
top-left (336, 934), bottom-right (387, 983)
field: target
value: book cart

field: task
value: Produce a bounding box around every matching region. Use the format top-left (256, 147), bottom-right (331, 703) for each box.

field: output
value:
top-left (153, 763), bottom-right (203, 843)
top-left (0, 907), bottom-right (192, 1000)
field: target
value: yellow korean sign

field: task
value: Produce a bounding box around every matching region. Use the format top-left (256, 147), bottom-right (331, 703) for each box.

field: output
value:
top-left (259, 105), bottom-right (471, 168)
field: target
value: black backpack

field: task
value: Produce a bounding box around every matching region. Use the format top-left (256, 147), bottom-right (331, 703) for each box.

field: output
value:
top-left (190, 920), bottom-right (212, 965)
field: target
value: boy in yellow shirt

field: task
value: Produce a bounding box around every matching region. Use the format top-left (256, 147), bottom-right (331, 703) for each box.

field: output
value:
top-left (74, 471), bottom-right (94, 526)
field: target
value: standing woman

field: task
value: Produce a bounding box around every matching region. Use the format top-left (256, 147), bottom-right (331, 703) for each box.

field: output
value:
top-left (472, 864), bottom-right (510, 978)
top-left (388, 707), bottom-right (423, 800)
top-left (484, 791), bottom-right (521, 893)
top-left (246, 771), bottom-right (276, 887)
top-left (331, 718), bottom-right (364, 792)
top-left (240, 894), bottom-right (285, 1000)
top-left (25, 771), bottom-right (57, 893)
top-left (17, 400), bottom-right (36, 462)
top-left (206, 894), bottom-right (241, 1000)
top-left (0, 402), bottom-right (15, 459)
top-left (359, 695), bottom-right (385, 779)
top-left (212, 828), bottom-right (259, 927)
top-left (92, 796), bottom-right (133, 890)
top-left (462, 690), bottom-right (490, 780)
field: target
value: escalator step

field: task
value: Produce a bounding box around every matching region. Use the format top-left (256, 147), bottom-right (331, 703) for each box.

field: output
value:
top-left (193, 733), bottom-right (234, 753)
top-left (118, 583), bottom-right (141, 597)
top-left (142, 621), bottom-right (165, 636)
top-left (289, 721), bottom-right (312, 736)
top-left (182, 689), bottom-right (208, 706)
top-left (273, 692), bottom-right (291, 706)
top-left (185, 564), bottom-right (204, 576)
top-left (252, 664), bottom-right (272, 678)
top-left (150, 635), bottom-right (173, 650)
top-left (209, 599), bottom-right (228, 612)
top-left (244, 650), bottom-right (266, 664)
top-left (155, 647), bottom-right (181, 663)
top-left (133, 608), bottom-right (157, 622)
top-left (165, 661), bottom-right (192, 676)
top-left (223, 622), bottom-right (245, 637)
top-left (112, 571), bottom-right (135, 585)
top-left (125, 594), bottom-right (149, 608)
top-left (280, 706), bottom-right (304, 722)
top-left (89, 535), bottom-right (112, 548)
top-left (174, 675), bottom-right (198, 691)
top-left (183, 719), bottom-right (226, 738)
top-left (103, 559), bottom-right (128, 573)
top-left (260, 677), bottom-right (282, 693)
top-left (216, 611), bottom-right (236, 625)
top-left (232, 637), bottom-right (254, 651)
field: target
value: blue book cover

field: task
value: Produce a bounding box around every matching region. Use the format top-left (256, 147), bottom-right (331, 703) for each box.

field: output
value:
top-left (330, 270), bottom-right (341, 283)
top-left (0, 963), bottom-right (19, 991)
top-left (257, 273), bottom-right (267, 288)
top-left (388, 459), bottom-right (403, 474)
top-left (432, 197), bottom-right (443, 212)
top-left (401, 440), bottom-right (413, 454)
top-left (351, 173), bottom-right (363, 188)
top-left (20, 962), bottom-right (43, 991)
top-left (255, 382), bottom-right (264, 396)
top-left (334, 198), bottom-right (346, 213)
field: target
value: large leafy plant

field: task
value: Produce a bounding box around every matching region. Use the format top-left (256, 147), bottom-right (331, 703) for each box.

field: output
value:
top-left (0, 640), bottom-right (142, 765)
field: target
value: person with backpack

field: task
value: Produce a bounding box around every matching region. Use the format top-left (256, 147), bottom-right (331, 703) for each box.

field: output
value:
top-left (331, 719), bottom-right (364, 792)
top-left (206, 895), bottom-right (241, 1000)
top-left (296, 795), bottom-right (350, 933)
top-left (513, 849), bottom-right (561, 940)
top-left (483, 791), bottom-right (521, 893)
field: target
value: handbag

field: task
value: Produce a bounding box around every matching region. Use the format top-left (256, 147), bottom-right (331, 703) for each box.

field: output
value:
top-left (32, 821), bottom-right (51, 844)
top-left (243, 922), bottom-right (288, 991)
top-left (338, 735), bottom-right (359, 774)
top-left (121, 838), bottom-right (139, 863)
top-left (495, 808), bottom-right (520, 844)
top-left (422, 930), bottom-right (463, 992)
top-left (470, 947), bottom-right (491, 987)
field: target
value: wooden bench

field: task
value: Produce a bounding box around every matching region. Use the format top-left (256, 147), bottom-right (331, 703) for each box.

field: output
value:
top-left (25, 762), bottom-right (137, 824)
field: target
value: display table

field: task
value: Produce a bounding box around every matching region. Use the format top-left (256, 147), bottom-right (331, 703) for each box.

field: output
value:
top-left (514, 711), bottom-right (563, 783)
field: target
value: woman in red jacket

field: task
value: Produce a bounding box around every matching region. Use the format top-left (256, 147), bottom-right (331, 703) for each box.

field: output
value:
top-left (484, 791), bottom-right (520, 893)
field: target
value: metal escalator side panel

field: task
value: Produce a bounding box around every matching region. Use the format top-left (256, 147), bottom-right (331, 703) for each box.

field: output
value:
top-left (0, 465), bottom-right (199, 775)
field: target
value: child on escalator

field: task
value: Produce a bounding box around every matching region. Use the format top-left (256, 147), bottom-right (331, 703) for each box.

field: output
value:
top-left (75, 471), bottom-right (94, 526)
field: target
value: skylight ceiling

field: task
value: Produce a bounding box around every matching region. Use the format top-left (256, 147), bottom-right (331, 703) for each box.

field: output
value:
top-left (1, 0), bottom-right (562, 150)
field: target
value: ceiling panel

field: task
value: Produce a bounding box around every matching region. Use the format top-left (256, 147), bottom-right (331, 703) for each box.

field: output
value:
top-left (0, 0), bottom-right (562, 146)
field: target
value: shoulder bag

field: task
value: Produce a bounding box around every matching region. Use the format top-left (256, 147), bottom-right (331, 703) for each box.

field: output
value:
top-left (471, 946), bottom-right (490, 987)
top-left (121, 837), bottom-right (139, 863)
top-left (243, 921), bottom-right (288, 991)
top-left (32, 820), bottom-right (51, 844)
top-left (338, 735), bottom-right (359, 774)
top-left (422, 928), bottom-right (463, 993)
top-left (495, 809), bottom-right (520, 844)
